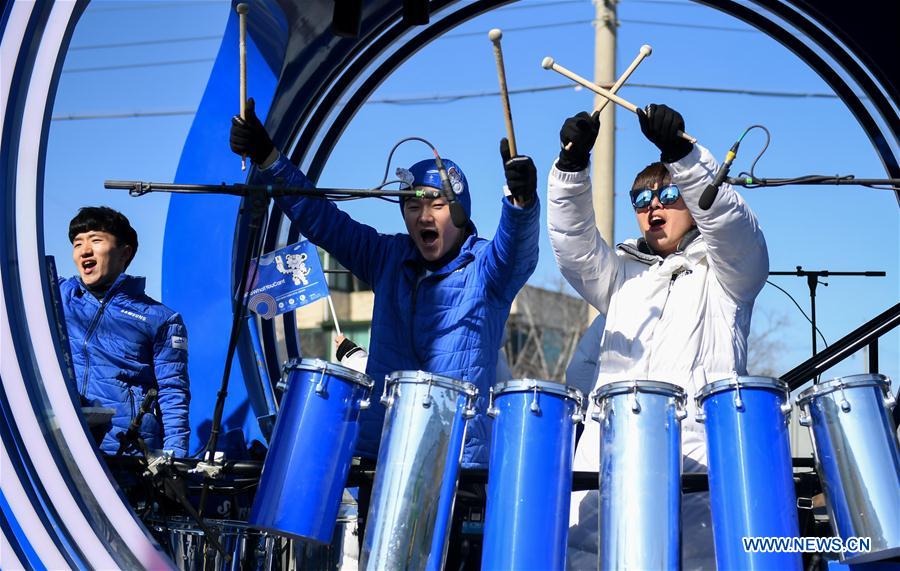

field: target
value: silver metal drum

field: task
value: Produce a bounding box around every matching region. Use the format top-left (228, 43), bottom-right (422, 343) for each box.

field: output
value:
top-left (152, 518), bottom-right (266, 571)
top-left (797, 373), bottom-right (900, 564)
top-left (592, 380), bottom-right (687, 571)
top-left (265, 496), bottom-right (359, 571)
top-left (360, 370), bottom-right (478, 571)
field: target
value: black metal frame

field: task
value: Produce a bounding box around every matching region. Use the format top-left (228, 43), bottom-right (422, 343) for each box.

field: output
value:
top-left (781, 303), bottom-right (900, 391)
top-left (246, 0), bottom-right (899, 413)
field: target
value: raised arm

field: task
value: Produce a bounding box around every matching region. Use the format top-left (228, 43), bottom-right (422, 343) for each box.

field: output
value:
top-left (154, 313), bottom-right (190, 456)
top-left (670, 145), bottom-right (768, 302)
top-left (479, 139), bottom-right (540, 302)
top-left (547, 112), bottom-right (620, 313)
top-left (231, 98), bottom-right (395, 286)
top-left (639, 104), bottom-right (768, 302)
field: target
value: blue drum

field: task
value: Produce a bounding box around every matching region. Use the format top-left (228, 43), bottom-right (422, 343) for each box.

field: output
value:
top-left (593, 380), bottom-right (687, 570)
top-left (696, 376), bottom-right (801, 570)
top-left (361, 370), bottom-right (477, 571)
top-left (250, 358), bottom-right (373, 543)
top-left (482, 379), bottom-right (584, 571)
top-left (798, 373), bottom-right (900, 564)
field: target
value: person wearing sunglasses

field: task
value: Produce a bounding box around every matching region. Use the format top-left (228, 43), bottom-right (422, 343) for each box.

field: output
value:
top-left (548, 104), bottom-right (769, 570)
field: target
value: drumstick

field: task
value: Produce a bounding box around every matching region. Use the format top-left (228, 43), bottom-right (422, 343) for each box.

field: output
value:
top-left (237, 3), bottom-right (249, 171)
top-left (563, 44), bottom-right (653, 150)
top-left (326, 294), bottom-right (342, 338)
top-left (598, 44), bottom-right (652, 114)
top-left (543, 56), bottom-right (697, 144)
top-left (488, 28), bottom-right (517, 157)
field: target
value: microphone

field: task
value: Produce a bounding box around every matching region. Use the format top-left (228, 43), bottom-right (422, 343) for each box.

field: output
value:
top-left (699, 141), bottom-right (739, 210)
top-left (433, 155), bottom-right (469, 228)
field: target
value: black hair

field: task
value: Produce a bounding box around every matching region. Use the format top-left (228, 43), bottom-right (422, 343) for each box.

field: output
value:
top-left (68, 206), bottom-right (138, 267)
top-left (631, 162), bottom-right (671, 192)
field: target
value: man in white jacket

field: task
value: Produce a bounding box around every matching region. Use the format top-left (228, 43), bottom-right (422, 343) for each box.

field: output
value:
top-left (565, 314), bottom-right (606, 398)
top-left (548, 105), bottom-right (769, 569)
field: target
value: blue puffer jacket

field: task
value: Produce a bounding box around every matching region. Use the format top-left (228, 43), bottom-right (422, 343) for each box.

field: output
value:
top-left (58, 274), bottom-right (191, 456)
top-left (260, 154), bottom-right (539, 467)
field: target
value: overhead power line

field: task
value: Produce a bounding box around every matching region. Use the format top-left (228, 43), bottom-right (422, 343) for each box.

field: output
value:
top-left (50, 81), bottom-right (840, 121)
top-left (62, 57), bottom-right (215, 74)
top-left (364, 82), bottom-right (841, 105)
top-left (88, 1), bottom-right (224, 13)
top-left (70, 35), bottom-right (221, 51)
top-left (51, 110), bottom-right (195, 122)
top-left (65, 15), bottom-right (756, 54)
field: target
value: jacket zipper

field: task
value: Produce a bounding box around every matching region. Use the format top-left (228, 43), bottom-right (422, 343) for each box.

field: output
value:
top-left (409, 277), bottom-right (423, 364)
top-left (128, 387), bottom-right (136, 422)
top-left (80, 284), bottom-right (120, 395)
top-left (644, 271), bottom-right (679, 378)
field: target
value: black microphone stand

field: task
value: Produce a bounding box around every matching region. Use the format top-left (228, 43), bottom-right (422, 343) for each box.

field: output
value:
top-left (104, 179), bottom-right (438, 199)
top-left (105, 178), bottom-right (432, 515)
top-left (769, 267), bottom-right (886, 381)
top-left (110, 387), bottom-right (232, 561)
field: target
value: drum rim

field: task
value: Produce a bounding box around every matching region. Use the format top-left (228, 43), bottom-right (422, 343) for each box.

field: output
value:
top-left (492, 378), bottom-right (583, 400)
top-left (592, 379), bottom-right (686, 401)
top-left (286, 357), bottom-right (374, 388)
top-left (797, 373), bottom-right (891, 404)
top-left (697, 376), bottom-right (788, 402)
top-left (386, 369), bottom-right (477, 395)
top-left (150, 517), bottom-right (255, 532)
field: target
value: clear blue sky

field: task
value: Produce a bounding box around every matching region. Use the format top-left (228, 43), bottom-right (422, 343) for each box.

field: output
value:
top-left (45, 0), bottom-right (899, 385)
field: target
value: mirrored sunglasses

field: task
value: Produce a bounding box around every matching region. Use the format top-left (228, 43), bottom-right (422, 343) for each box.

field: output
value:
top-left (630, 184), bottom-right (681, 209)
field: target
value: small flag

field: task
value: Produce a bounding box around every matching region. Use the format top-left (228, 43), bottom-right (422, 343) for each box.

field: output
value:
top-left (245, 239), bottom-right (330, 319)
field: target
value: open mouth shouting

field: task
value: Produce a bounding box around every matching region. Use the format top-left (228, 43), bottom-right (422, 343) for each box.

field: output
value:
top-left (81, 258), bottom-right (98, 276)
top-left (648, 213), bottom-right (667, 232)
top-left (420, 229), bottom-right (439, 247)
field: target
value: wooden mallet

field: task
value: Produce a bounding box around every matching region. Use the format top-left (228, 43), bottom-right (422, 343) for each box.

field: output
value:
top-left (563, 44), bottom-right (653, 150)
top-left (237, 3), bottom-right (249, 171)
top-left (543, 55), bottom-right (697, 143)
top-left (489, 28), bottom-right (517, 157)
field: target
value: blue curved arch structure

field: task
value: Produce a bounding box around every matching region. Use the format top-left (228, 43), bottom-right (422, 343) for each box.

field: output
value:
top-left (1, 0), bottom-right (896, 566)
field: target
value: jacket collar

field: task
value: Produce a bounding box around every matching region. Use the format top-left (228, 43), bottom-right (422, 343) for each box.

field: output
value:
top-left (618, 227), bottom-right (704, 265)
top-left (402, 229), bottom-right (481, 278)
top-left (77, 273), bottom-right (145, 300)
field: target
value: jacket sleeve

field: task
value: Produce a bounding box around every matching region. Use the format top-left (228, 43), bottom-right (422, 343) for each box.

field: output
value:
top-left (154, 313), bottom-right (191, 456)
top-left (667, 144), bottom-right (769, 303)
top-left (547, 163), bottom-right (620, 314)
top-left (478, 195), bottom-right (540, 304)
top-left (565, 314), bottom-right (605, 396)
top-left (259, 154), bottom-right (395, 286)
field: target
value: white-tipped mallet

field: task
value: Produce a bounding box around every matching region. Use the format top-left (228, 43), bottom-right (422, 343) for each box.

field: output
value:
top-left (543, 54), bottom-right (697, 143)
top-left (563, 44), bottom-right (653, 150)
top-left (237, 3), bottom-right (249, 170)
top-left (489, 28), bottom-right (517, 157)
top-left (597, 44), bottom-right (652, 114)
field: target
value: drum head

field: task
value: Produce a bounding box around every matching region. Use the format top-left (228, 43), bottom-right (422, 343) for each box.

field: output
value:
top-left (697, 376), bottom-right (787, 403)
top-left (285, 358), bottom-right (374, 388)
top-left (386, 370), bottom-right (477, 396)
top-left (797, 373), bottom-right (891, 406)
top-left (592, 380), bottom-right (686, 403)
top-left (493, 378), bottom-right (583, 401)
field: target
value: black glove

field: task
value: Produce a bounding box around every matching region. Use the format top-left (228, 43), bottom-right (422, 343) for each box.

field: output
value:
top-left (230, 98), bottom-right (275, 165)
top-left (557, 111), bottom-right (600, 172)
top-left (637, 103), bottom-right (694, 163)
top-left (500, 138), bottom-right (537, 206)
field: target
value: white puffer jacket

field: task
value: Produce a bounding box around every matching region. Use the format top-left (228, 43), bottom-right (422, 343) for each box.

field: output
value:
top-left (548, 144), bottom-right (769, 569)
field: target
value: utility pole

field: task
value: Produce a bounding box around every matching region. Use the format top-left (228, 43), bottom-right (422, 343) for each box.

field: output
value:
top-left (589, 0), bottom-right (617, 321)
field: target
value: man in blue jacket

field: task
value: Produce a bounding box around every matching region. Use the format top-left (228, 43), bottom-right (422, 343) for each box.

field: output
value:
top-left (231, 99), bottom-right (539, 468)
top-left (60, 206), bottom-right (191, 457)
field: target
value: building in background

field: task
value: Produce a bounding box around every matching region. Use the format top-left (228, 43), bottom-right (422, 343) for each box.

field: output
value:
top-left (289, 252), bottom-right (590, 383)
